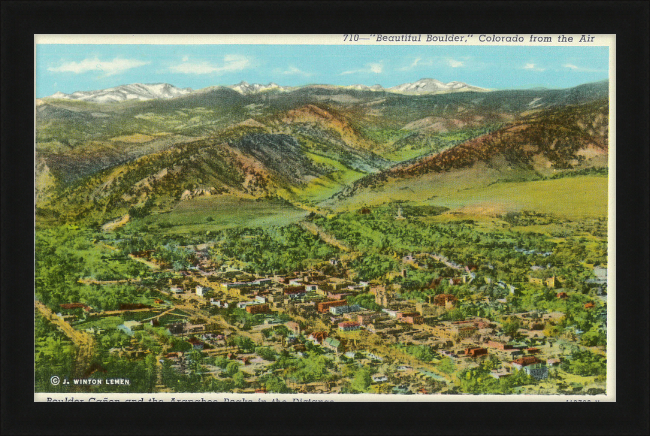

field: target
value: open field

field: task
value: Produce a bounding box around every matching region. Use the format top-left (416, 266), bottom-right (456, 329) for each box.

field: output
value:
top-left (384, 147), bottom-right (434, 163)
top-left (135, 195), bottom-right (309, 233)
top-left (330, 175), bottom-right (607, 219)
top-left (428, 176), bottom-right (608, 219)
top-left (109, 133), bottom-right (157, 143)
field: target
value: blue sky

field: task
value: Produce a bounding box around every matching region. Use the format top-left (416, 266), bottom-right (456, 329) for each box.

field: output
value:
top-left (36, 44), bottom-right (609, 98)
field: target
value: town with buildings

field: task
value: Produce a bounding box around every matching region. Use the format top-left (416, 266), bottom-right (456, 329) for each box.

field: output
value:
top-left (36, 218), bottom-right (609, 396)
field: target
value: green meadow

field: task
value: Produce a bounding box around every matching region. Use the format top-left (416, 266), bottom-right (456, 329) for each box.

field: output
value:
top-left (135, 195), bottom-right (309, 233)
top-left (330, 175), bottom-right (608, 220)
top-left (426, 176), bottom-right (608, 219)
top-left (287, 152), bottom-right (367, 203)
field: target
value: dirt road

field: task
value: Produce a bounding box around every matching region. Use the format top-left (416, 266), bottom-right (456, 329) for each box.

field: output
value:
top-left (299, 222), bottom-right (351, 252)
top-left (35, 300), bottom-right (95, 377)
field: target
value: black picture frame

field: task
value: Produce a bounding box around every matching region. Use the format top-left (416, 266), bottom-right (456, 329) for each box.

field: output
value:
top-left (2, 1), bottom-right (648, 435)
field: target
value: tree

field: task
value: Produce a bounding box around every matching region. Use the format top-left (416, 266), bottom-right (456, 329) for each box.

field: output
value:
top-left (502, 317), bottom-right (521, 339)
top-left (160, 359), bottom-right (178, 388)
top-left (233, 336), bottom-right (256, 353)
top-left (351, 368), bottom-right (371, 392)
top-left (187, 349), bottom-right (204, 375)
top-left (232, 371), bottom-right (246, 389)
top-left (543, 324), bottom-right (561, 338)
top-left (214, 356), bottom-right (229, 369)
top-left (263, 376), bottom-right (292, 393)
top-left (438, 357), bottom-right (455, 374)
top-left (143, 354), bottom-right (158, 391)
top-left (255, 347), bottom-right (277, 361)
top-left (225, 361), bottom-right (240, 377)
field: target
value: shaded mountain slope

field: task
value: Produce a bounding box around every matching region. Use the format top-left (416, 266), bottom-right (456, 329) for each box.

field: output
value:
top-left (335, 99), bottom-right (608, 202)
top-left (229, 133), bottom-right (325, 184)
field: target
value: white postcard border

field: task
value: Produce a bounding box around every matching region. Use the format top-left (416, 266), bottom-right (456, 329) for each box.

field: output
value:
top-left (34, 33), bottom-right (616, 403)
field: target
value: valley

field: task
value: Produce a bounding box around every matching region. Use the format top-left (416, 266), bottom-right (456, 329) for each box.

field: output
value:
top-left (35, 79), bottom-right (610, 396)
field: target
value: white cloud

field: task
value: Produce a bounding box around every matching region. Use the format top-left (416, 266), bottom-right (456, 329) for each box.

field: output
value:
top-left (279, 66), bottom-right (312, 76)
top-left (341, 62), bottom-right (384, 75)
top-left (448, 59), bottom-right (464, 68)
top-left (523, 63), bottom-right (545, 72)
top-left (369, 63), bottom-right (383, 73)
top-left (399, 57), bottom-right (435, 71)
top-left (563, 63), bottom-right (605, 73)
top-left (408, 57), bottom-right (422, 69)
top-left (169, 54), bottom-right (251, 74)
top-left (182, 55), bottom-right (189, 62)
top-left (48, 57), bottom-right (149, 76)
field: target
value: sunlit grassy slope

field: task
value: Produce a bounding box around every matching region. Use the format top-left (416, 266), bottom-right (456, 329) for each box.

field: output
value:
top-left (430, 176), bottom-right (608, 219)
top-left (134, 195), bottom-right (309, 233)
top-left (329, 175), bottom-right (608, 219)
top-left (285, 153), bottom-right (367, 203)
top-left (383, 147), bottom-right (432, 163)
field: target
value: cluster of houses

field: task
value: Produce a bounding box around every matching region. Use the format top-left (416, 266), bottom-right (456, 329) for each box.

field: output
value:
top-left (108, 338), bottom-right (150, 359)
top-left (102, 247), bottom-right (606, 393)
top-left (514, 247), bottom-right (553, 257)
top-left (37, 235), bottom-right (612, 398)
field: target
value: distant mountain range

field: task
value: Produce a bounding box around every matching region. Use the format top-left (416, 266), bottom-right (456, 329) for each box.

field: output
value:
top-left (46, 83), bottom-right (194, 103)
top-left (44, 78), bottom-right (490, 102)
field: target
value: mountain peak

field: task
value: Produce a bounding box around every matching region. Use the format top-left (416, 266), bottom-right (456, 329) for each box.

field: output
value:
top-left (45, 83), bottom-right (193, 103)
top-left (228, 81), bottom-right (291, 95)
top-left (388, 78), bottom-right (487, 94)
top-left (347, 84), bottom-right (384, 92)
top-left (49, 91), bottom-right (68, 99)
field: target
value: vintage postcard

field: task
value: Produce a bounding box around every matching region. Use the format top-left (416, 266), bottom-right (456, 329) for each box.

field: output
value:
top-left (34, 34), bottom-right (614, 402)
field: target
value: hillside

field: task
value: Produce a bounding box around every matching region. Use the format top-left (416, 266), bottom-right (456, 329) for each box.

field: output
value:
top-left (35, 80), bottom-right (609, 227)
top-left (329, 98), bottom-right (609, 215)
top-left (394, 99), bottom-right (608, 177)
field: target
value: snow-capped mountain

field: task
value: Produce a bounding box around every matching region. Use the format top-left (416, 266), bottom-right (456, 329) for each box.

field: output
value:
top-left (346, 84), bottom-right (385, 91)
top-left (345, 79), bottom-right (487, 94)
top-left (228, 81), bottom-right (292, 95)
top-left (388, 78), bottom-right (487, 94)
top-left (43, 78), bottom-right (488, 104)
top-left (46, 83), bottom-right (193, 103)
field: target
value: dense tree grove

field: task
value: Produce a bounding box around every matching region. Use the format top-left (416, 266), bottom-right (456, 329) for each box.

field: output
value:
top-left (560, 348), bottom-right (606, 377)
top-left (213, 225), bottom-right (339, 274)
top-left (36, 227), bottom-right (151, 310)
top-left (458, 357), bottom-right (538, 394)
